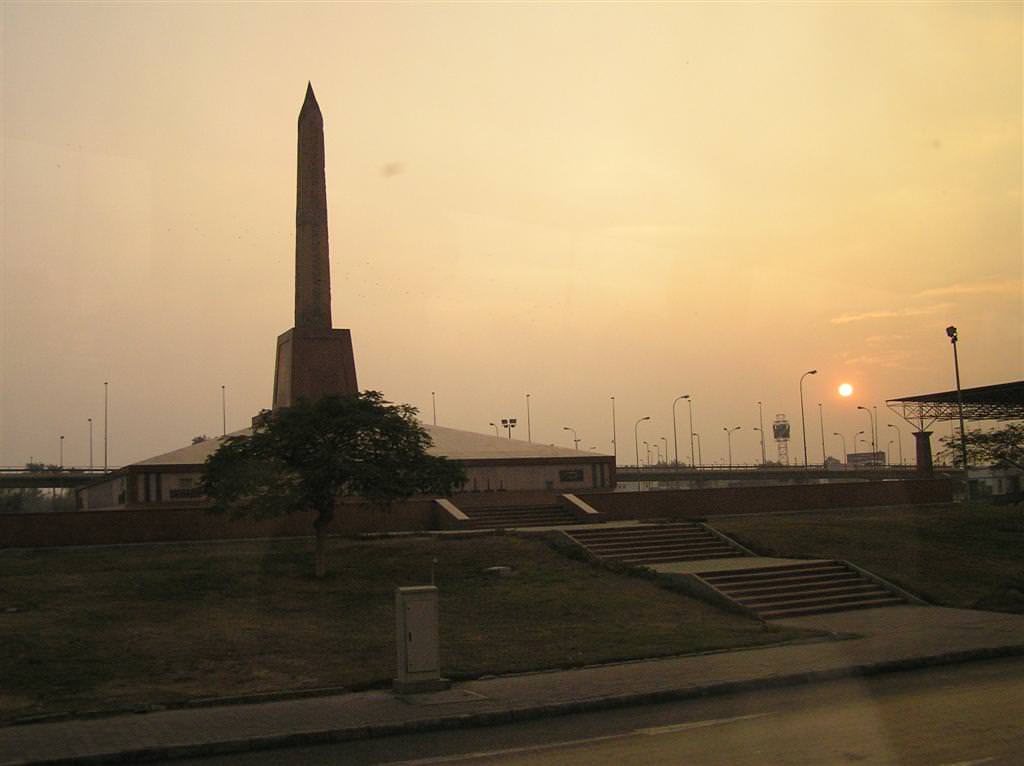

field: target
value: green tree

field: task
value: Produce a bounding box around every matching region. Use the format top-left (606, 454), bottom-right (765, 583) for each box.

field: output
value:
top-left (939, 424), bottom-right (1024, 470)
top-left (200, 392), bottom-right (465, 577)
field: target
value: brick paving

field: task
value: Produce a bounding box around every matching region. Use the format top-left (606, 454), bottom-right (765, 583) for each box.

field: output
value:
top-left (2, 605), bottom-right (1023, 765)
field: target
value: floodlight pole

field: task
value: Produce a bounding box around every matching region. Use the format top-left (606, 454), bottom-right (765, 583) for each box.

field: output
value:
top-left (947, 326), bottom-right (970, 474)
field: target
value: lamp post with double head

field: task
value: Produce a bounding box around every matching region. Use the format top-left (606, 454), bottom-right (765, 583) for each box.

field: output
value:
top-left (501, 418), bottom-right (517, 439)
top-left (857, 405), bottom-right (876, 456)
top-left (833, 432), bottom-right (847, 464)
top-left (562, 426), bottom-right (580, 450)
top-left (799, 370), bottom-right (817, 467)
top-left (634, 416), bottom-right (651, 468)
top-left (888, 423), bottom-right (904, 465)
top-left (723, 426), bottom-right (741, 469)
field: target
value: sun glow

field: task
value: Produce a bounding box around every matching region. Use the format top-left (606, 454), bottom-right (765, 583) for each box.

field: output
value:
top-left (838, 383), bottom-right (854, 397)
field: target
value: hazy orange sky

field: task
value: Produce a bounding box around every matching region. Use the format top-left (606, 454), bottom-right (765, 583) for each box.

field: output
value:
top-left (2, 2), bottom-right (1021, 467)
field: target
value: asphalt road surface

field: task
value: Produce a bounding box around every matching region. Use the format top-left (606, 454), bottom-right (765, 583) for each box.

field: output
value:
top-left (178, 657), bottom-right (1024, 765)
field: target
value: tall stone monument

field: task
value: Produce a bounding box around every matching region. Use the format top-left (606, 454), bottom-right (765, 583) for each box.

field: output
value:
top-left (272, 83), bottom-right (358, 409)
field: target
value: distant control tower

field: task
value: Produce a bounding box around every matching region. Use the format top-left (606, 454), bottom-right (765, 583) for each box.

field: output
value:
top-left (772, 414), bottom-right (791, 465)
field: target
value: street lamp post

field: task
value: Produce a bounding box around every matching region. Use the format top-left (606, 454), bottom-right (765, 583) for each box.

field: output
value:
top-left (946, 326), bottom-right (970, 473)
top-left (888, 423), bottom-right (904, 465)
top-left (610, 397), bottom-right (617, 463)
top-left (59, 435), bottom-right (65, 468)
top-left (693, 433), bottom-right (703, 467)
top-left (723, 426), bottom-right (741, 469)
top-left (672, 395), bottom-right (690, 466)
top-left (799, 369), bottom-right (817, 467)
top-left (634, 416), bottom-right (651, 468)
top-left (857, 430), bottom-right (865, 451)
top-left (660, 436), bottom-right (668, 466)
top-left (525, 394), bottom-right (531, 441)
top-left (887, 440), bottom-right (894, 466)
top-left (818, 403), bottom-right (826, 466)
top-left (686, 398), bottom-right (696, 467)
top-left (501, 418), bottom-right (517, 439)
top-left (562, 426), bottom-right (580, 450)
top-left (431, 392), bottom-right (437, 426)
top-left (643, 441), bottom-right (650, 465)
top-left (857, 405), bottom-right (877, 456)
top-left (833, 432), bottom-right (847, 464)
top-left (489, 422), bottom-right (499, 438)
top-left (103, 381), bottom-right (109, 472)
top-left (221, 385), bottom-right (227, 436)
top-left (757, 401), bottom-right (767, 465)
top-left (87, 418), bottom-right (94, 471)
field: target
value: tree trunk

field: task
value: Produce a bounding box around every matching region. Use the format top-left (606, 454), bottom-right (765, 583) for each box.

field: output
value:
top-left (313, 505), bottom-right (334, 579)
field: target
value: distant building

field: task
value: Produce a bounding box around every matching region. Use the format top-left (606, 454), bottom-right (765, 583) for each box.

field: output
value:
top-left (847, 451), bottom-right (886, 467)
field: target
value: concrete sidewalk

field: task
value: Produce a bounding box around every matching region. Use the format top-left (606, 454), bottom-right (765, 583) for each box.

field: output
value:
top-left (3, 605), bottom-right (1023, 765)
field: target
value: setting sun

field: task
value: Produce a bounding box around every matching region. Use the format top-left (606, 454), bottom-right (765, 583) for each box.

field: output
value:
top-left (838, 383), bottom-right (854, 397)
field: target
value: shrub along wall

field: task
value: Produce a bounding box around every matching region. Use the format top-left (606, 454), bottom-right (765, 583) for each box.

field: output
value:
top-left (0, 499), bottom-right (437, 548)
top-left (575, 479), bottom-right (953, 521)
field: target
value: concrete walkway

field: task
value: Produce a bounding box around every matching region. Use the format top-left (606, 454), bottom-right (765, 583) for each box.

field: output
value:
top-left (2, 605), bottom-right (1023, 765)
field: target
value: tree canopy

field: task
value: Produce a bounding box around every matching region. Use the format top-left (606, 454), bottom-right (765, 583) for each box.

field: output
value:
top-left (201, 392), bottom-right (465, 576)
top-left (939, 423), bottom-right (1024, 470)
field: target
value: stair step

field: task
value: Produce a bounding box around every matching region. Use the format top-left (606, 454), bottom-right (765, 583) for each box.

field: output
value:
top-left (725, 580), bottom-right (875, 598)
top-left (737, 586), bottom-right (893, 609)
top-left (593, 536), bottom-right (737, 548)
top-left (569, 528), bottom-right (704, 536)
top-left (708, 573), bottom-right (863, 592)
top-left (615, 551), bottom-right (746, 565)
top-left (700, 569), bottom-right (851, 585)
top-left (759, 596), bottom-right (904, 620)
top-left (698, 561), bottom-right (845, 579)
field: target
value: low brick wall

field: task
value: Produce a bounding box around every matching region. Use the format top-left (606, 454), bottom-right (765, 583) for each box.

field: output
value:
top-left (576, 479), bottom-right (953, 521)
top-left (0, 499), bottom-right (438, 549)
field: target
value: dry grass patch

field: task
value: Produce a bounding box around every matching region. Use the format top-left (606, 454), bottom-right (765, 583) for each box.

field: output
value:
top-left (0, 533), bottom-right (806, 723)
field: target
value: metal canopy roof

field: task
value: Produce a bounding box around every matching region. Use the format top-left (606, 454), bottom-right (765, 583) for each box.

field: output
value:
top-left (887, 380), bottom-right (1024, 427)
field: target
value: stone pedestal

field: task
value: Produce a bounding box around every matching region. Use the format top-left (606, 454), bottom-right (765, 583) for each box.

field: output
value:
top-left (272, 327), bottom-right (357, 410)
top-left (914, 431), bottom-right (934, 476)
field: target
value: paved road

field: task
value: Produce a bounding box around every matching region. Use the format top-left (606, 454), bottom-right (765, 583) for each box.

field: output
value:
top-left (179, 657), bottom-right (1024, 765)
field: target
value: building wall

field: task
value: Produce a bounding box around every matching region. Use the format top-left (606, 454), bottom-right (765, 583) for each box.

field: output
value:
top-left (461, 460), bottom-right (611, 492)
top-left (576, 478), bottom-right (953, 520)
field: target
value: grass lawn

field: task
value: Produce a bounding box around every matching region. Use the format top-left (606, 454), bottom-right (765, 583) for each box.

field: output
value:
top-left (712, 503), bottom-right (1024, 614)
top-left (0, 533), bottom-right (807, 724)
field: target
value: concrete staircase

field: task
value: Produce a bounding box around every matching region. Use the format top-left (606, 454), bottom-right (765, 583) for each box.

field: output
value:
top-left (564, 523), bottom-right (748, 565)
top-left (694, 560), bottom-right (906, 619)
top-left (461, 504), bottom-right (579, 529)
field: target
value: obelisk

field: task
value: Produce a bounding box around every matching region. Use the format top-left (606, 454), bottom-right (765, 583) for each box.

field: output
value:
top-left (272, 83), bottom-right (358, 409)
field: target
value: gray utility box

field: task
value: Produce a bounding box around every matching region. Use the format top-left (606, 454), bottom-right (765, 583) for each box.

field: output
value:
top-left (394, 586), bottom-right (450, 694)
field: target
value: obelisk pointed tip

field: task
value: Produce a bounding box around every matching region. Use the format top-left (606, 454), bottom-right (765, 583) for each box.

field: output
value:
top-left (300, 82), bottom-right (321, 119)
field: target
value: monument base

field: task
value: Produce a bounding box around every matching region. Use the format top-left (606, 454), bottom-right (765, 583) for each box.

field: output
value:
top-left (392, 677), bottom-right (452, 695)
top-left (272, 326), bottom-right (358, 409)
